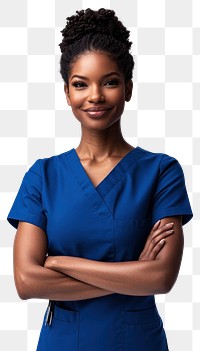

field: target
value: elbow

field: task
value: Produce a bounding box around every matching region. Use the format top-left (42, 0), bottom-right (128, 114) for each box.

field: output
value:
top-left (18, 287), bottom-right (30, 300)
top-left (158, 282), bottom-right (173, 295)
top-left (14, 272), bottom-right (32, 300)
top-left (157, 274), bottom-right (176, 294)
top-left (18, 291), bottom-right (29, 301)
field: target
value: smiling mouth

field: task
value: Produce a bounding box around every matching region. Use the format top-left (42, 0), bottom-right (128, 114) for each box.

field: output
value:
top-left (83, 109), bottom-right (112, 117)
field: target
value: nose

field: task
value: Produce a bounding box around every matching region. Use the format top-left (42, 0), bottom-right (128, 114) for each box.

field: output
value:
top-left (87, 85), bottom-right (105, 103)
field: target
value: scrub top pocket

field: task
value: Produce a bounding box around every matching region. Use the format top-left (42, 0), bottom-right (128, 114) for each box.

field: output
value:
top-left (36, 304), bottom-right (80, 351)
top-left (122, 306), bottom-right (169, 351)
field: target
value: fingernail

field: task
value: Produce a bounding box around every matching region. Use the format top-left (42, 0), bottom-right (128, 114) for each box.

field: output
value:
top-left (166, 223), bottom-right (174, 227)
top-left (160, 239), bottom-right (165, 244)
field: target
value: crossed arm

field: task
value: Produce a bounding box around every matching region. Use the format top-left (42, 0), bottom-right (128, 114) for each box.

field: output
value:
top-left (14, 216), bottom-right (183, 300)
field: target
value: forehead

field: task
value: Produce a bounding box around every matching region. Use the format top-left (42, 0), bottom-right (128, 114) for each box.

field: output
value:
top-left (69, 51), bottom-right (122, 79)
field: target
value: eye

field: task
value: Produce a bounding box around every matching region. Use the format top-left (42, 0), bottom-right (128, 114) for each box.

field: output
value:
top-left (72, 81), bottom-right (87, 88)
top-left (104, 79), bottom-right (119, 87)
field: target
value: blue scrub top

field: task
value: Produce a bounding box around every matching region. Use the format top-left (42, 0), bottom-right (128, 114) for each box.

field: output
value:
top-left (7, 146), bottom-right (193, 351)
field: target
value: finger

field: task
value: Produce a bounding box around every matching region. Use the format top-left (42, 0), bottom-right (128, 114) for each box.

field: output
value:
top-left (142, 224), bottom-right (173, 255)
top-left (143, 227), bottom-right (171, 254)
top-left (146, 221), bottom-right (168, 245)
top-left (150, 223), bottom-right (174, 241)
top-left (139, 226), bottom-right (164, 257)
top-left (150, 230), bottom-right (173, 248)
top-left (151, 228), bottom-right (174, 242)
top-left (149, 239), bottom-right (165, 260)
top-left (139, 239), bottom-right (165, 261)
top-left (152, 219), bottom-right (161, 230)
top-left (144, 221), bottom-right (162, 247)
top-left (143, 230), bottom-right (173, 258)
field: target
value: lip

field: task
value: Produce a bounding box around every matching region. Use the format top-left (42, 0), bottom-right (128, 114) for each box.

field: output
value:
top-left (83, 106), bottom-right (112, 118)
top-left (83, 106), bottom-right (112, 112)
top-left (84, 109), bottom-right (112, 117)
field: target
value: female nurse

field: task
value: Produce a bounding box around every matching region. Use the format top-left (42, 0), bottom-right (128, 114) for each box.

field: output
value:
top-left (7, 8), bottom-right (193, 351)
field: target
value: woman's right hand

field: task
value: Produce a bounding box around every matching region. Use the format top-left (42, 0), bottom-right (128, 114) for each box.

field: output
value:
top-left (138, 220), bottom-right (174, 261)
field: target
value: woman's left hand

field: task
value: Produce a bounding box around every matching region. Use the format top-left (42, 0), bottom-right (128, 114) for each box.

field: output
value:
top-left (138, 220), bottom-right (174, 261)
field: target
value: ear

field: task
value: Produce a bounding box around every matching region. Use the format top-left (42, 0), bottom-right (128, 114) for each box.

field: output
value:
top-left (125, 80), bottom-right (133, 102)
top-left (64, 83), bottom-right (71, 106)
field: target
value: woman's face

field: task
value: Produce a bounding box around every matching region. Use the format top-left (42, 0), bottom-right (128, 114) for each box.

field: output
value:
top-left (64, 51), bottom-right (132, 130)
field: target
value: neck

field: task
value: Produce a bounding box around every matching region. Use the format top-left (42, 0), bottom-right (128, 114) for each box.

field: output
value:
top-left (75, 120), bottom-right (132, 159)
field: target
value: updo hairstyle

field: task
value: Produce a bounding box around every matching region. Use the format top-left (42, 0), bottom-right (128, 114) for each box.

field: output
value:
top-left (59, 8), bottom-right (135, 86)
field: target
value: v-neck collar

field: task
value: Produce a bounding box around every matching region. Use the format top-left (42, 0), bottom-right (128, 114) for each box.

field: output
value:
top-left (72, 146), bottom-right (139, 190)
top-left (66, 146), bottom-right (142, 219)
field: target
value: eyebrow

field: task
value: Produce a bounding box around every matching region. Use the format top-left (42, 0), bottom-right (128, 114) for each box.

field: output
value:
top-left (71, 72), bottom-right (121, 80)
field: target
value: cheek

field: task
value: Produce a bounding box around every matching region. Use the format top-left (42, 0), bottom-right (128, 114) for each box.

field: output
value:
top-left (107, 89), bottom-right (125, 103)
top-left (69, 94), bottom-right (85, 107)
top-left (111, 90), bottom-right (125, 109)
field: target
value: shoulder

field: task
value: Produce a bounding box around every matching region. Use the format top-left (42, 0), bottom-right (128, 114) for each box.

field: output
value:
top-left (27, 148), bottom-right (74, 177)
top-left (136, 146), bottom-right (182, 173)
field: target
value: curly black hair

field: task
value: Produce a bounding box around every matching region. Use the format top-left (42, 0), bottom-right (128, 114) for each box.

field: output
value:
top-left (59, 8), bottom-right (135, 86)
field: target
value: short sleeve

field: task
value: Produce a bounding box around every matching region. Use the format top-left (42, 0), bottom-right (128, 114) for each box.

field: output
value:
top-left (151, 154), bottom-right (193, 227)
top-left (7, 159), bottom-right (47, 231)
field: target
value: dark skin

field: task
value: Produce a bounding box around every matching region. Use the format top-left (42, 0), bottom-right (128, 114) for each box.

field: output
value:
top-left (13, 51), bottom-right (184, 300)
top-left (14, 220), bottom-right (176, 300)
top-left (64, 51), bottom-right (134, 187)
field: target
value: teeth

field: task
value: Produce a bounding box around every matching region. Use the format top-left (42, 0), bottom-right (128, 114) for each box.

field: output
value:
top-left (89, 111), bottom-right (103, 113)
top-left (86, 111), bottom-right (107, 115)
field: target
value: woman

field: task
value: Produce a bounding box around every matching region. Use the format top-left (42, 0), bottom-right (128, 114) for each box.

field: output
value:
top-left (7, 8), bottom-right (193, 351)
